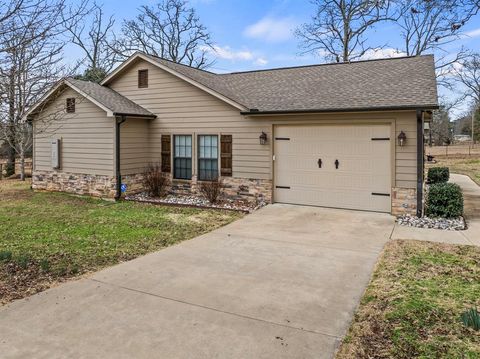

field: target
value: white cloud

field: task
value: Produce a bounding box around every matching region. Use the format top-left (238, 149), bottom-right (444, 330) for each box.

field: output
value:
top-left (204, 45), bottom-right (254, 61)
top-left (360, 48), bottom-right (407, 60)
top-left (254, 57), bottom-right (268, 66)
top-left (464, 28), bottom-right (480, 38)
top-left (244, 16), bottom-right (297, 43)
top-left (204, 44), bottom-right (268, 67)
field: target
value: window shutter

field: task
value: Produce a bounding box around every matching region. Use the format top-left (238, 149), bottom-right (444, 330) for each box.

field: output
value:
top-left (138, 69), bottom-right (148, 88)
top-left (220, 135), bottom-right (232, 177)
top-left (161, 135), bottom-right (171, 173)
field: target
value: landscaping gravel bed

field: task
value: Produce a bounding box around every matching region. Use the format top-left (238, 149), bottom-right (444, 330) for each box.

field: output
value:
top-left (125, 192), bottom-right (266, 212)
top-left (396, 214), bottom-right (466, 231)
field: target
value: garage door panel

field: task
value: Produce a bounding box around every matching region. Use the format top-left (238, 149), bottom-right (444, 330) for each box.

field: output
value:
top-left (274, 124), bottom-right (391, 212)
top-left (275, 187), bottom-right (390, 212)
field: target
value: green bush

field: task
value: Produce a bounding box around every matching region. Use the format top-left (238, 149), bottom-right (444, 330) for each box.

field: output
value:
top-left (426, 183), bottom-right (463, 218)
top-left (0, 250), bottom-right (12, 262)
top-left (427, 167), bottom-right (450, 184)
top-left (15, 254), bottom-right (31, 269)
top-left (461, 308), bottom-right (480, 331)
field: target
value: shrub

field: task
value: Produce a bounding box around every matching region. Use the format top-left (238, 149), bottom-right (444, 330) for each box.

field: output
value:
top-left (142, 163), bottom-right (170, 197)
top-left (461, 308), bottom-right (480, 331)
top-left (426, 183), bottom-right (463, 218)
top-left (199, 177), bottom-right (224, 204)
top-left (40, 258), bottom-right (50, 272)
top-left (427, 167), bottom-right (450, 184)
top-left (15, 254), bottom-right (30, 269)
top-left (0, 250), bottom-right (12, 262)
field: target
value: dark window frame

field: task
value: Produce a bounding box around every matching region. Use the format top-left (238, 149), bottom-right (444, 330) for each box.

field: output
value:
top-left (198, 135), bottom-right (219, 181)
top-left (138, 69), bottom-right (148, 88)
top-left (66, 98), bottom-right (75, 113)
top-left (173, 135), bottom-right (192, 180)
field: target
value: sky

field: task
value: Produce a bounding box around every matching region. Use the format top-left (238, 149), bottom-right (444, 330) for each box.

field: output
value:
top-left (67, 0), bottom-right (480, 118)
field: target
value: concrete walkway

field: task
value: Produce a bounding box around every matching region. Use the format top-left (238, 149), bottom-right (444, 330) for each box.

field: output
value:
top-left (391, 173), bottom-right (480, 246)
top-left (0, 205), bottom-right (394, 359)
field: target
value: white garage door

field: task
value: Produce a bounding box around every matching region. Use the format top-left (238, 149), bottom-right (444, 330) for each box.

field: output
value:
top-left (274, 124), bottom-right (392, 212)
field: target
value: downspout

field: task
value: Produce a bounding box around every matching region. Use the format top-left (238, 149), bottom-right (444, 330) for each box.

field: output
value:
top-left (115, 115), bottom-right (126, 200)
top-left (416, 110), bottom-right (424, 217)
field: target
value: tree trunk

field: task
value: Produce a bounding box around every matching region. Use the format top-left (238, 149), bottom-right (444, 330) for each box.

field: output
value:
top-left (6, 66), bottom-right (16, 177)
top-left (19, 150), bottom-right (25, 181)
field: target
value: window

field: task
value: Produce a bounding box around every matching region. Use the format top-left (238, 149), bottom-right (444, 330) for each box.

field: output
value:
top-left (138, 69), bottom-right (148, 88)
top-left (66, 98), bottom-right (75, 113)
top-left (174, 135), bottom-right (192, 179)
top-left (198, 135), bottom-right (218, 181)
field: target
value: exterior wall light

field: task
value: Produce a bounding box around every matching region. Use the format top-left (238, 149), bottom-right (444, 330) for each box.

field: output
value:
top-left (259, 131), bottom-right (267, 145)
top-left (398, 131), bottom-right (407, 147)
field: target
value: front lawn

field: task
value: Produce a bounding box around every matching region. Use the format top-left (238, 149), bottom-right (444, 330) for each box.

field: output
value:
top-left (337, 240), bottom-right (480, 358)
top-left (0, 180), bottom-right (243, 304)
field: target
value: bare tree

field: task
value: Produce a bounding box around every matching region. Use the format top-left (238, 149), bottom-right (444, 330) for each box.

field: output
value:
top-left (454, 53), bottom-right (480, 142)
top-left (0, 0), bottom-right (87, 179)
top-left (295, 0), bottom-right (396, 62)
top-left (395, 0), bottom-right (480, 87)
top-left (65, 3), bottom-right (118, 82)
top-left (0, 0), bottom-right (89, 54)
top-left (111, 0), bottom-right (213, 68)
top-left (455, 53), bottom-right (480, 104)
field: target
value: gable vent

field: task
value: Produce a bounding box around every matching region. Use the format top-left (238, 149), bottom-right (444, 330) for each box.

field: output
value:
top-left (138, 69), bottom-right (148, 88)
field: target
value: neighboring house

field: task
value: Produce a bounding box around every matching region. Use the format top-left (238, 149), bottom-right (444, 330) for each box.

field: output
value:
top-left (26, 52), bottom-right (438, 215)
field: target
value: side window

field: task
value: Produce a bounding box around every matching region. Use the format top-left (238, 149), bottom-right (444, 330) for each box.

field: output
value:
top-left (66, 98), bottom-right (75, 113)
top-left (138, 69), bottom-right (148, 88)
top-left (198, 135), bottom-right (218, 181)
top-left (173, 135), bottom-right (192, 180)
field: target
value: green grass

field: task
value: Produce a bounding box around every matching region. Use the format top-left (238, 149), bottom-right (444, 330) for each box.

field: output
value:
top-left (0, 180), bottom-right (243, 303)
top-left (337, 240), bottom-right (480, 359)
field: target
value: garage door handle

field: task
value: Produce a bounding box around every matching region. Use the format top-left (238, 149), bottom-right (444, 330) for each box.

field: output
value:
top-left (318, 158), bottom-right (322, 168)
top-left (335, 159), bottom-right (339, 169)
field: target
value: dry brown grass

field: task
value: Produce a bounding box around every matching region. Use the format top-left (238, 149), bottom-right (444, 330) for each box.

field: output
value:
top-left (426, 154), bottom-right (480, 186)
top-left (336, 240), bottom-right (480, 358)
top-left (426, 144), bottom-right (480, 157)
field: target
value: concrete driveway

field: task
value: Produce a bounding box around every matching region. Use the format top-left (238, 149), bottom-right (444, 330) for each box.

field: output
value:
top-left (0, 205), bottom-right (394, 359)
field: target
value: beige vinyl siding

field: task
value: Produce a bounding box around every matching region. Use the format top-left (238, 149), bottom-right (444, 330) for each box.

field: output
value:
top-left (108, 59), bottom-right (271, 179)
top-left (108, 59), bottom-right (418, 187)
top-left (120, 118), bottom-right (150, 175)
top-left (33, 87), bottom-right (114, 176)
top-left (395, 115), bottom-right (417, 188)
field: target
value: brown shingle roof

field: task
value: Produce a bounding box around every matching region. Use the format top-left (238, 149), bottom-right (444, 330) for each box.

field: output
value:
top-left (66, 78), bottom-right (156, 117)
top-left (146, 54), bottom-right (438, 113)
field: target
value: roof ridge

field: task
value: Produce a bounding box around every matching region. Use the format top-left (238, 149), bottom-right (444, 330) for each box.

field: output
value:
top-left (143, 53), bottom-right (219, 76)
top-left (142, 52), bottom-right (433, 76)
top-left (221, 54), bottom-right (434, 76)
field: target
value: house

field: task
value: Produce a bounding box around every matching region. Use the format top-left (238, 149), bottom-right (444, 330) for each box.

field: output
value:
top-left (26, 52), bottom-right (438, 215)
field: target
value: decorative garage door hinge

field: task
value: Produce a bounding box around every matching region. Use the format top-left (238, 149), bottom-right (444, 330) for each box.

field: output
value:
top-left (275, 137), bottom-right (290, 140)
top-left (371, 137), bottom-right (390, 141)
top-left (371, 192), bottom-right (390, 196)
top-left (276, 186), bottom-right (291, 189)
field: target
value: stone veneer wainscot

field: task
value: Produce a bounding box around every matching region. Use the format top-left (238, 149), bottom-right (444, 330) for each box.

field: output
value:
top-left (32, 170), bottom-right (273, 204)
top-left (391, 187), bottom-right (417, 216)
